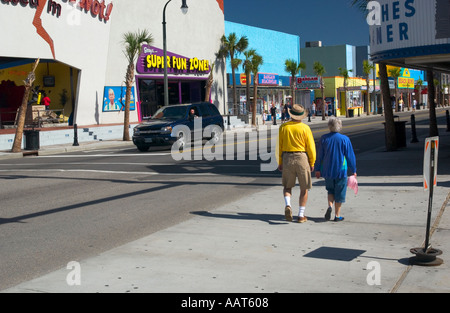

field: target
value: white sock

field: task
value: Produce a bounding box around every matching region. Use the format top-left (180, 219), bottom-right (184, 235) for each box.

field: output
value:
top-left (284, 196), bottom-right (291, 207)
top-left (298, 206), bottom-right (305, 217)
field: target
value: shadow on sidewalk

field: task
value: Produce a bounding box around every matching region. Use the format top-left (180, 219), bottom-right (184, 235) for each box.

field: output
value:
top-left (191, 211), bottom-right (330, 225)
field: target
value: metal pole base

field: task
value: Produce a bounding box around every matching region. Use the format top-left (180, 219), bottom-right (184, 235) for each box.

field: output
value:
top-left (410, 247), bottom-right (443, 266)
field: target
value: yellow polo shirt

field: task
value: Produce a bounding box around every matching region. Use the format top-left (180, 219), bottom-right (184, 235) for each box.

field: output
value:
top-left (278, 121), bottom-right (316, 167)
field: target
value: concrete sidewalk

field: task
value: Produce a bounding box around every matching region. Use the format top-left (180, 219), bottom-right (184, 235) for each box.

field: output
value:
top-left (2, 115), bottom-right (450, 293)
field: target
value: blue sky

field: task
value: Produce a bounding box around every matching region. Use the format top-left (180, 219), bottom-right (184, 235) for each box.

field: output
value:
top-left (223, 0), bottom-right (370, 47)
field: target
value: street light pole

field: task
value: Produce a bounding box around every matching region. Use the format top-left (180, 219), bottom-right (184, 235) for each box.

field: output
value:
top-left (162, 0), bottom-right (188, 107)
top-left (162, 0), bottom-right (172, 107)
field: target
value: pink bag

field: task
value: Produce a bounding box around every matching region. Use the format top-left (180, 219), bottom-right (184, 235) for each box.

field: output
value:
top-left (347, 175), bottom-right (358, 195)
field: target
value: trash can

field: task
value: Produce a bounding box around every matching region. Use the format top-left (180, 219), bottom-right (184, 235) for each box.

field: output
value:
top-left (394, 121), bottom-right (407, 148)
top-left (24, 129), bottom-right (40, 150)
top-left (377, 107), bottom-right (383, 115)
top-left (348, 109), bottom-right (354, 118)
top-left (383, 119), bottom-right (406, 149)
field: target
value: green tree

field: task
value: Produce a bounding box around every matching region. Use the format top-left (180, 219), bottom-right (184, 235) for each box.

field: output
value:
top-left (122, 29), bottom-right (153, 141)
top-left (363, 60), bottom-right (375, 115)
top-left (338, 67), bottom-right (353, 117)
top-left (284, 59), bottom-right (306, 104)
top-left (220, 33), bottom-right (249, 115)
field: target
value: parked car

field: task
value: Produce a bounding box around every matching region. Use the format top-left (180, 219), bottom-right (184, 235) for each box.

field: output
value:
top-left (132, 102), bottom-right (224, 152)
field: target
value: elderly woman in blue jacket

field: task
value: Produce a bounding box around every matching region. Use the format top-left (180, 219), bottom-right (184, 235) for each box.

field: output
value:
top-left (315, 117), bottom-right (357, 222)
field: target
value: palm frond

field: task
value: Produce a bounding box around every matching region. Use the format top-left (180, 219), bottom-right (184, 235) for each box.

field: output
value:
top-left (350, 0), bottom-right (370, 12)
top-left (122, 29), bottom-right (154, 63)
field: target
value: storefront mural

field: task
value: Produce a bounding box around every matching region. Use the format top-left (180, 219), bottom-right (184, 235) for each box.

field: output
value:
top-left (0, 0), bottom-right (113, 59)
top-left (103, 86), bottom-right (135, 112)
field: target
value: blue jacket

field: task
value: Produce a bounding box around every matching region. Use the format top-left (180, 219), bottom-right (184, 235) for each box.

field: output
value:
top-left (315, 132), bottom-right (356, 179)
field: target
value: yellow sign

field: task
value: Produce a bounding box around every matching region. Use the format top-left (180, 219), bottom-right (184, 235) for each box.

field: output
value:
top-left (402, 68), bottom-right (410, 77)
top-left (398, 77), bottom-right (415, 88)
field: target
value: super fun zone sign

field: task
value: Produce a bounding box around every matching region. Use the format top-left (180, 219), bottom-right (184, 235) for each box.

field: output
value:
top-left (137, 45), bottom-right (210, 75)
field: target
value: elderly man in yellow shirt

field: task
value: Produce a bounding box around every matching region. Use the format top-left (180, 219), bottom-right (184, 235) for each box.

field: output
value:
top-left (277, 104), bottom-right (316, 223)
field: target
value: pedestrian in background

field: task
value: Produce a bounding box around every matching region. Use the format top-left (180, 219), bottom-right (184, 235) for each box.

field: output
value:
top-left (278, 104), bottom-right (316, 223)
top-left (315, 117), bottom-right (356, 222)
top-left (284, 101), bottom-right (291, 122)
top-left (270, 102), bottom-right (277, 125)
top-left (42, 91), bottom-right (51, 110)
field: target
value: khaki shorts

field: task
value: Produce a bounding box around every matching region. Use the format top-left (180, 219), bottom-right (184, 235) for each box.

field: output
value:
top-left (282, 152), bottom-right (312, 190)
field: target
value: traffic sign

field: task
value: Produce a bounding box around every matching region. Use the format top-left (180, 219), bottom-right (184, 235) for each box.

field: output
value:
top-left (423, 136), bottom-right (439, 191)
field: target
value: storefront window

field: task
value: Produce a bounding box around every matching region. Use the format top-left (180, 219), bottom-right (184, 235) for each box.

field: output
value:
top-left (349, 91), bottom-right (361, 108)
top-left (138, 78), bottom-right (206, 118)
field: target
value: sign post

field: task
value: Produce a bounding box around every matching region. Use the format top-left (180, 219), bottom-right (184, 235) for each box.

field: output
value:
top-left (410, 137), bottom-right (443, 266)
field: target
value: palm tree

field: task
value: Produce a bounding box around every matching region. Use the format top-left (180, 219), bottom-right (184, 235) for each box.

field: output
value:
top-left (338, 67), bottom-right (352, 117)
top-left (122, 29), bottom-right (153, 141)
top-left (363, 60), bottom-right (375, 115)
top-left (204, 62), bottom-right (215, 102)
top-left (12, 58), bottom-right (40, 153)
top-left (379, 62), bottom-right (398, 150)
top-left (388, 67), bottom-right (402, 112)
top-left (416, 78), bottom-right (423, 108)
top-left (284, 59), bottom-right (306, 104)
top-left (434, 78), bottom-right (441, 107)
top-left (350, 0), bottom-right (369, 11)
top-left (428, 71), bottom-right (439, 136)
top-left (250, 52), bottom-right (263, 127)
top-left (243, 49), bottom-right (256, 114)
top-left (220, 33), bottom-right (249, 115)
top-left (313, 62), bottom-right (326, 120)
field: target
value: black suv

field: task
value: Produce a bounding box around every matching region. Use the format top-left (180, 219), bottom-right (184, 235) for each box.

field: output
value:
top-left (132, 102), bottom-right (224, 152)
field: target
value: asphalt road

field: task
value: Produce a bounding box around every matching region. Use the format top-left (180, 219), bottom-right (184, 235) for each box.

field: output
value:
top-left (0, 110), bottom-right (445, 291)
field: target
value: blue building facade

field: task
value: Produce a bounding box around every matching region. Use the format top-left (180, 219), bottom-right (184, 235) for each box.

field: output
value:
top-left (224, 21), bottom-right (309, 116)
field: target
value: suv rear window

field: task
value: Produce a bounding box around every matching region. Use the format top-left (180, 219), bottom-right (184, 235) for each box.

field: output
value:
top-left (197, 104), bottom-right (210, 117)
top-left (207, 103), bottom-right (220, 116)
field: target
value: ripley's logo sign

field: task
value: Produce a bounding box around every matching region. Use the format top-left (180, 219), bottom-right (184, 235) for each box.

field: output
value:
top-left (1, 0), bottom-right (113, 21)
top-left (1, 0), bottom-right (114, 59)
